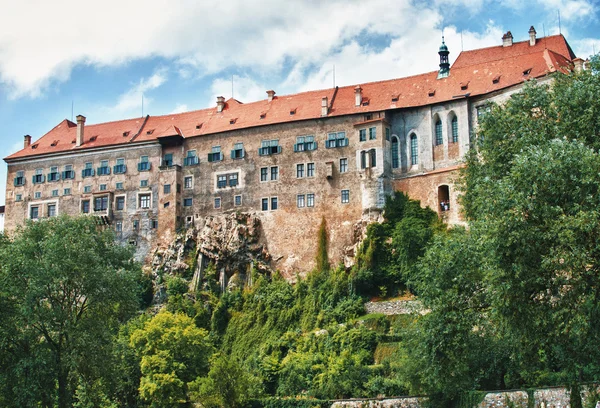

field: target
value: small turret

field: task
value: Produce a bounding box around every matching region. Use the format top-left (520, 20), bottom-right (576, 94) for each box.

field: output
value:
top-left (438, 36), bottom-right (450, 79)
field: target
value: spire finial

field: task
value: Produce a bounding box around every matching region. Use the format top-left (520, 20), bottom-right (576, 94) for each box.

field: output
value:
top-left (438, 34), bottom-right (450, 79)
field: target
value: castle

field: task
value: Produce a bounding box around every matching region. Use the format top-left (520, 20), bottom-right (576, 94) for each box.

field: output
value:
top-left (3, 28), bottom-right (581, 277)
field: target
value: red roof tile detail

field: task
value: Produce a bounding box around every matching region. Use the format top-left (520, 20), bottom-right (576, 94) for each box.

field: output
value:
top-left (5, 35), bottom-right (575, 161)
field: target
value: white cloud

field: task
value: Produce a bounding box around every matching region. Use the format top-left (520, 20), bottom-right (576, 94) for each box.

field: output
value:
top-left (572, 37), bottom-right (600, 58)
top-left (111, 68), bottom-right (168, 114)
top-left (170, 104), bottom-right (189, 114)
top-left (207, 75), bottom-right (266, 107)
top-left (540, 0), bottom-right (596, 21)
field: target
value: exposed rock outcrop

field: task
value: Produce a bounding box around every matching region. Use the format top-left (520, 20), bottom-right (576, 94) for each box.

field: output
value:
top-left (150, 212), bottom-right (272, 304)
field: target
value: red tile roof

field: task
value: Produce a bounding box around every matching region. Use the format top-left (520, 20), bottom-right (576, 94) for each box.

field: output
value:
top-left (5, 34), bottom-right (575, 161)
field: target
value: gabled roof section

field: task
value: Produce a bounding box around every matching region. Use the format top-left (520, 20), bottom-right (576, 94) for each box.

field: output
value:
top-left (452, 34), bottom-right (575, 69)
top-left (6, 116), bottom-right (146, 160)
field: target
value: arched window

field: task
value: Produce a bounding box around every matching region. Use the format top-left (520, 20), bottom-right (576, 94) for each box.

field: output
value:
top-left (451, 116), bottom-right (458, 143)
top-left (391, 136), bottom-right (399, 168)
top-left (410, 134), bottom-right (418, 166)
top-left (435, 119), bottom-right (443, 145)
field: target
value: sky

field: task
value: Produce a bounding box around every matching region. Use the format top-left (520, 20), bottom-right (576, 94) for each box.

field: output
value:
top-left (1, 0), bottom-right (599, 205)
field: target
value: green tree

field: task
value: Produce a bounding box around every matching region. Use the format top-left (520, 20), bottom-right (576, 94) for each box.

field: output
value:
top-left (0, 216), bottom-right (140, 408)
top-left (315, 217), bottom-right (330, 272)
top-left (130, 310), bottom-right (213, 407)
top-left (188, 353), bottom-right (262, 408)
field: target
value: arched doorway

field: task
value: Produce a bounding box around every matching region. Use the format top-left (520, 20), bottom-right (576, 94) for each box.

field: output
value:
top-left (438, 185), bottom-right (450, 212)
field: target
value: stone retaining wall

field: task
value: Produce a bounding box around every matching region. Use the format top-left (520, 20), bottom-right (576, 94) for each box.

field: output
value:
top-left (364, 300), bottom-right (427, 315)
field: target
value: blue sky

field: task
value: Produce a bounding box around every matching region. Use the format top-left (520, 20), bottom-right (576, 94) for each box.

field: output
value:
top-left (1, 0), bottom-right (599, 205)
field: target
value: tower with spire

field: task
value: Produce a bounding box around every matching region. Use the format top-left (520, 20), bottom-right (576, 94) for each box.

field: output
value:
top-left (438, 36), bottom-right (450, 79)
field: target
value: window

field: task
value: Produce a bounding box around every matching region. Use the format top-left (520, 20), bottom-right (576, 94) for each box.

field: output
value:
top-left (138, 156), bottom-right (151, 171)
top-left (63, 188), bottom-right (71, 196)
top-left (297, 194), bottom-right (305, 208)
top-left (435, 119), bottom-right (443, 145)
top-left (98, 160), bottom-right (110, 175)
top-left (214, 197), bottom-right (221, 209)
top-left (261, 167), bottom-right (277, 182)
top-left (271, 167), bottom-right (278, 181)
top-left (140, 179), bottom-right (148, 187)
top-left (359, 129), bottom-right (366, 142)
top-left (231, 143), bottom-right (245, 159)
top-left (340, 158), bottom-right (348, 173)
top-left (294, 135), bottom-right (317, 152)
top-left (162, 153), bottom-right (173, 167)
top-left (100, 184), bottom-right (107, 191)
top-left (94, 196), bottom-right (108, 212)
top-left (34, 192), bottom-right (41, 199)
top-left (114, 158), bottom-right (127, 174)
top-left (14, 170), bottom-right (25, 186)
top-left (62, 164), bottom-right (75, 180)
top-left (261, 198), bottom-right (269, 211)
top-left (307, 193), bottom-right (315, 207)
top-left (259, 140), bottom-right (281, 156)
top-left (208, 146), bottom-right (223, 162)
top-left (33, 168), bottom-right (45, 184)
top-left (410, 134), bottom-right (418, 166)
top-left (360, 151), bottom-right (367, 169)
top-left (229, 173), bottom-right (238, 187)
top-left (326, 132), bottom-right (348, 148)
top-left (217, 173), bottom-right (239, 188)
top-left (391, 136), bottom-right (399, 168)
top-left (116, 221), bottom-right (123, 233)
top-left (307, 163), bottom-right (315, 177)
top-left (81, 200), bottom-right (90, 214)
top-left (82, 162), bottom-right (94, 178)
top-left (341, 189), bottom-right (350, 204)
top-left (369, 127), bottom-right (376, 140)
top-left (296, 163), bottom-right (304, 178)
top-left (116, 182), bottom-right (124, 190)
top-left (52, 189), bottom-right (59, 197)
top-left (260, 167), bottom-right (268, 182)
top-left (183, 198), bottom-right (193, 207)
top-left (184, 150), bottom-right (199, 166)
top-left (451, 116), bottom-right (458, 143)
top-left (133, 220), bottom-right (139, 230)
top-left (164, 202), bottom-right (170, 208)
top-left (84, 185), bottom-right (91, 193)
top-left (48, 166), bottom-right (60, 182)
top-left (184, 176), bottom-right (193, 189)
top-left (116, 196), bottom-right (125, 211)
top-left (234, 195), bottom-right (242, 206)
top-left (47, 204), bottom-right (56, 217)
top-left (16, 194), bottom-right (22, 202)
top-left (138, 193), bottom-right (151, 209)
top-left (164, 184), bottom-right (171, 194)
top-left (370, 149), bottom-right (377, 168)
top-left (385, 128), bottom-right (390, 141)
top-left (271, 197), bottom-right (278, 210)
top-left (30, 206), bottom-right (39, 219)
top-left (151, 220), bottom-right (158, 229)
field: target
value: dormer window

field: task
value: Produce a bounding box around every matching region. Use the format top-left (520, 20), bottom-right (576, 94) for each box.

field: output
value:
top-left (123, 131), bottom-right (130, 137)
top-left (493, 75), bottom-right (501, 84)
top-left (391, 95), bottom-right (399, 102)
top-left (361, 98), bottom-right (370, 106)
top-left (523, 68), bottom-right (532, 76)
top-left (50, 140), bottom-right (59, 146)
top-left (195, 123), bottom-right (202, 130)
top-left (89, 136), bottom-right (97, 142)
top-left (31, 144), bottom-right (38, 149)
top-left (460, 82), bottom-right (469, 90)
top-left (229, 118), bottom-right (237, 125)
top-left (428, 89), bottom-right (436, 97)
top-left (289, 108), bottom-right (296, 115)
top-left (260, 112), bottom-right (266, 119)
top-left (146, 129), bottom-right (154, 135)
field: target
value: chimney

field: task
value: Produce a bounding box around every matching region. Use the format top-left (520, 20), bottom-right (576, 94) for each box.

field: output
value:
top-left (266, 90), bottom-right (276, 102)
top-left (573, 58), bottom-right (585, 73)
top-left (502, 31), bottom-right (513, 47)
top-left (24, 135), bottom-right (31, 149)
top-left (528, 26), bottom-right (537, 46)
top-left (354, 86), bottom-right (362, 107)
top-left (76, 115), bottom-right (86, 147)
top-left (216, 96), bottom-right (225, 113)
top-left (321, 96), bottom-right (328, 117)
